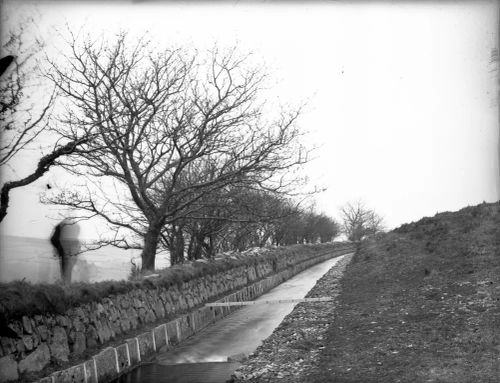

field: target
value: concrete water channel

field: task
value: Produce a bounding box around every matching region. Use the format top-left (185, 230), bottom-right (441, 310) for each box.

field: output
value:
top-left (114, 254), bottom-right (350, 383)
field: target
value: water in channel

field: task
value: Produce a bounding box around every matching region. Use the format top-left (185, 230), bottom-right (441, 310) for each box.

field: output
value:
top-left (115, 254), bottom-right (349, 383)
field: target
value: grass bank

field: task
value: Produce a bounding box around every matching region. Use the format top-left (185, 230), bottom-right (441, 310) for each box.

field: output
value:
top-left (306, 202), bottom-right (500, 382)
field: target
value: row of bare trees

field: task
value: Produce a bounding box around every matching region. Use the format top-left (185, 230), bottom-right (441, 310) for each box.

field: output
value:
top-left (157, 190), bottom-right (341, 265)
top-left (340, 201), bottom-right (384, 242)
top-left (1, 26), bottom-right (384, 271)
top-left (43, 33), bottom-right (313, 270)
top-left (1, 29), bottom-right (314, 270)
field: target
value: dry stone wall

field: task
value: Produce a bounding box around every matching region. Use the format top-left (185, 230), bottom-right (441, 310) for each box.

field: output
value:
top-left (0, 244), bottom-right (353, 383)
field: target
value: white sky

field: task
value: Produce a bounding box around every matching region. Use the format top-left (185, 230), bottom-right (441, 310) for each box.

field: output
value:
top-left (0, 0), bottom-right (499, 240)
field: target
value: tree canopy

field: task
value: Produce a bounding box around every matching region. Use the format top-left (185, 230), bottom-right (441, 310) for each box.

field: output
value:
top-left (340, 201), bottom-right (384, 242)
top-left (42, 32), bottom-right (310, 270)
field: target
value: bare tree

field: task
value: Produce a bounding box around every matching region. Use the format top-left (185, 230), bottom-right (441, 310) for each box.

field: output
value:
top-left (340, 201), bottom-right (384, 242)
top-left (312, 213), bottom-right (340, 243)
top-left (0, 22), bottom-right (51, 167)
top-left (161, 186), bottom-right (339, 258)
top-left (215, 189), bottom-right (291, 251)
top-left (43, 32), bottom-right (308, 270)
top-left (271, 201), bottom-right (303, 246)
top-left (0, 22), bottom-right (90, 222)
top-left (161, 186), bottom-right (253, 263)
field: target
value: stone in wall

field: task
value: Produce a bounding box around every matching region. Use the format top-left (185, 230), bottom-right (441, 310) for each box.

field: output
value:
top-left (49, 326), bottom-right (70, 362)
top-left (144, 308), bottom-right (157, 323)
top-left (72, 316), bottom-right (85, 333)
top-left (186, 295), bottom-right (194, 309)
top-left (96, 320), bottom-right (112, 344)
top-left (7, 322), bottom-right (22, 340)
top-left (22, 316), bottom-right (33, 334)
top-left (15, 338), bottom-right (25, 354)
top-left (0, 355), bottom-right (18, 382)
top-left (109, 319), bottom-right (118, 338)
top-left (126, 307), bottom-right (139, 329)
top-left (18, 342), bottom-right (50, 374)
top-left (22, 334), bottom-right (33, 351)
top-left (55, 315), bottom-right (70, 329)
top-left (119, 296), bottom-right (130, 309)
top-left (0, 337), bottom-right (15, 356)
top-left (107, 306), bottom-right (118, 324)
top-left (34, 315), bottom-right (44, 325)
top-left (69, 330), bottom-right (86, 355)
top-left (85, 325), bottom-right (98, 348)
top-left (177, 296), bottom-right (187, 311)
top-left (74, 307), bottom-right (86, 320)
top-left (119, 313), bottom-right (131, 333)
top-left (153, 299), bottom-right (165, 319)
top-left (137, 307), bottom-right (146, 323)
top-left (88, 303), bottom-right (98, 323)
top-left (33, 332), bottom-right (41, 349)
top-left (96, 303), bottom-right (105, 315)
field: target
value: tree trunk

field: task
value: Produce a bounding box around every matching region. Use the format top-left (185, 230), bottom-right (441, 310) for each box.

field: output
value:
top-left (169, 226), bottom-right (185, 266)
top-left (206, 235), bottom-right (216, 259)
top-left (187, 234), bottom-right (203, 261)
top-left (187, 235), bottom-right (195, 260)
top-left (141, 225), bottom-right (162, 271)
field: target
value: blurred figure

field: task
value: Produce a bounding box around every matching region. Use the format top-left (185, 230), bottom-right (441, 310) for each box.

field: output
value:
top-left (50, 219), bottom-right (81, 284)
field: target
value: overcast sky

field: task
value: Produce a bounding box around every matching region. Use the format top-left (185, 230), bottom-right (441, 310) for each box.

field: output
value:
top-left (1, 0), bottom-right (499, 240)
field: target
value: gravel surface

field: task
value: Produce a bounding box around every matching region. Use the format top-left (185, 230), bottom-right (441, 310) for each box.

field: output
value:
top-left (229, 253), bottom-right (353, 382)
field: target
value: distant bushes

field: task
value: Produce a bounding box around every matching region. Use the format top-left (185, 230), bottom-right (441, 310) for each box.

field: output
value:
top-left (394, 202), bottom-right (499, 239)
top-left (395, 217), bottom-right (449, 240)
top-left (357, 201), bottom-right (500, 269)
top-left (355, 201), bottom-right (500, 264)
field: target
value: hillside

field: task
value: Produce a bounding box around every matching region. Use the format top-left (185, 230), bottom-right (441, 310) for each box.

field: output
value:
top-left (302, 201), bottom-right (500, 382)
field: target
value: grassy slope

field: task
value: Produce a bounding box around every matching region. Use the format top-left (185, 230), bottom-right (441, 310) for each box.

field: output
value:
top-left (306, 202), bottom-right (500, 382)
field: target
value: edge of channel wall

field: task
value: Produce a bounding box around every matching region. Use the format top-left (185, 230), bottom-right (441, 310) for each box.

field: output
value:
top-left (33, 247), bottom-right (354, 383)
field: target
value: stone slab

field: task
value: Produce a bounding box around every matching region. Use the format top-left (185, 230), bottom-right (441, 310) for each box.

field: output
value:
top-left (125, 338), bottom-right (140, 365)
top-left (136, 332), bottom-right (155, 358)
top-left (166, 320), bottom-right (179, 345)
top-left (153, 324), bottom-right (167, 351)
top-left (83, 359), bottom-right (98, 383)
top-left (115, 343), bottom-right (130, 373)
top-left (0, 355), bottom-right (18, 383)
top-left (94, 347), bottom-right (117, 383)
top-left (51, 363), bottom-right (85, 383)
top-left (18, 342), bottom-right (50, 374)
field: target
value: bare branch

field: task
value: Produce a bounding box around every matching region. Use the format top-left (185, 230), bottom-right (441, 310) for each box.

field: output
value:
top-left (43, 32), bottom-right (311, 270)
